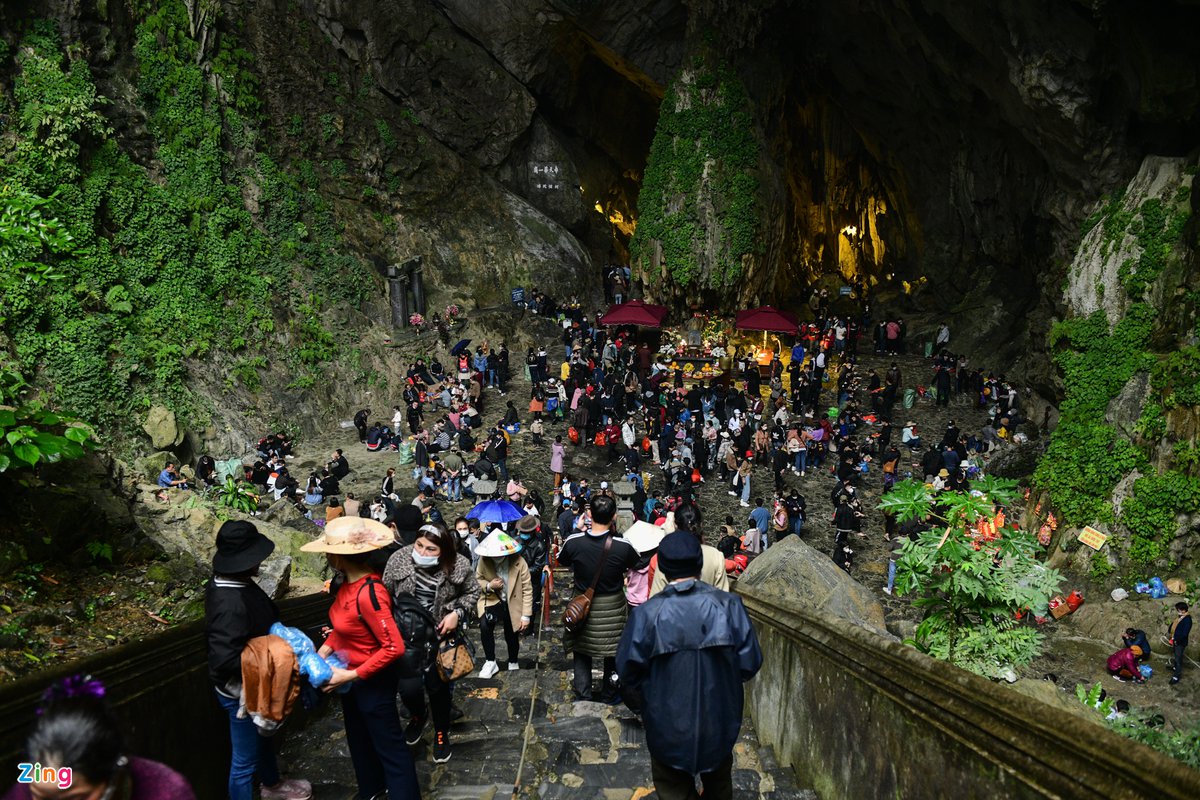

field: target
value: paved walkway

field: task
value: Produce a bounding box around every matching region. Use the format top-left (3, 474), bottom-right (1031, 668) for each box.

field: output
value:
top-left (280, 578), bottom-right (815, 799)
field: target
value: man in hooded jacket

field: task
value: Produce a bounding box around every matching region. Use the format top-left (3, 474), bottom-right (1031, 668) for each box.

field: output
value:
top-left (617, 531), bottom-right (762, 800)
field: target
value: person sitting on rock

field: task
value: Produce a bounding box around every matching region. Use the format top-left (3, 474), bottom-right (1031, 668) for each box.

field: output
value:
top-left (196, 454), bottom-right (218, 487)
top-left (1106, 645), bottom-right (1146, 683)
top-left (157, 461), bottom-right (188, 490)
top-left (901, 421), bottom-right (922, 451)
top-left (318, 468), bottom-right (340, 499)
top-left (328, 448), bottom-right (350, 480)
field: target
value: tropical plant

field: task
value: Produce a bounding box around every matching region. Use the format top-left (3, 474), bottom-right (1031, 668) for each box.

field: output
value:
top-left (879, 477), bottom-right (1063, 678)
top-left (0, 368), bottom-right (96, 471)
top-left (1075, 681), bottom-right (1115, 717)
top-left (212, 475), bottom-right (259, 514)
top-left (1077, 680), bottom-right (1200, 769)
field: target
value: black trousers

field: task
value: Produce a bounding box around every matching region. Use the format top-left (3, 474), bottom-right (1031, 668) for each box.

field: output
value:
top-left (480, 602), bottom-right (520, 663)
top-left (399, 667), bottom-right (453, 735)
top-left (650, 754), bottom-right (733, 800)
top-left (340, 665), bottom-right (420, 799)
top-left (1174, 641), bottom-right (1186, 681)
top-left (572, 653), bottom-right (616, 700)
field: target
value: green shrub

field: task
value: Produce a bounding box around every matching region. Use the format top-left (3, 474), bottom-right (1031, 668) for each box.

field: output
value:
top-left (630, 53), bottom-right (760, 297)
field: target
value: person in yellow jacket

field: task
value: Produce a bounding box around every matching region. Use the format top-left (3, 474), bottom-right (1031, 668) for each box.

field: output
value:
top-left (475, 530), bottom-right (533, 679)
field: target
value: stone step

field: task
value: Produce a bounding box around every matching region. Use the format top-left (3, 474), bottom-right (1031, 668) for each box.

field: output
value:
top-left (280, 611), bottom-right (816, 799)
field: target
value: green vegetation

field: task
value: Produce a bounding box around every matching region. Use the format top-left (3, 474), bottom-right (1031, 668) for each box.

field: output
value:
top-left (1037, 172), bottom-right (1194, 569)
top-left (0, 368), bottom-right (96, 472)
top-left (211, 475), bottom-right (260, 515)
top-left (1077, 682), bottom-right (1200, 770)
top-left (1034, 306), bottom-right (1152, 525)
top-left (880, 477), bottom-right (1062, 678)
top-left (630, 52), bottom-right (760, 297)
top-left (1117, 197), bottom-right (1189, 298)
top-left (0, 8), bottom-right (375, 434)
top-left (1120, 472), bottom-right (1200, 564)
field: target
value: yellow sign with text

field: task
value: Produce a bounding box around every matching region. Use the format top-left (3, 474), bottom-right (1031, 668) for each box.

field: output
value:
top-left (1078, 526), bottom-right (1108, 551)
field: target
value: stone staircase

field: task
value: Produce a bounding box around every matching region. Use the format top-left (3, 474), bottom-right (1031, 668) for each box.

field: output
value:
top-left (281, 578), bottom-right (815, 799)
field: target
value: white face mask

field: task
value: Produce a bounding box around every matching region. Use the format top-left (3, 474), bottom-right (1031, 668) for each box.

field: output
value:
top-left (412, 552), bottom-right (440, 567)
top-left (456, 528), bottom-right (471, 539)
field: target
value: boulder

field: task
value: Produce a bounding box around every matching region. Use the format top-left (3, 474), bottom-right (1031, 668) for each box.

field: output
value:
top-left (135, 452), bottom-right (175, 482)
top-left (735, 536), bottom-right (891, 638)
top-left (142, 406), bottom-right (184, 450)
top-left (1058, 594), bottom-right (1178, 648)
top-left (255, 554), bottom-right (293, 600)
top-left (263, 499), bottom-right (317, 533)
top-left (986, 440), bottom-right (1046, 479)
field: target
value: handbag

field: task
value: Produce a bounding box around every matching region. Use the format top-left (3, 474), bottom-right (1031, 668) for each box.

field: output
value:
top-left (435, 631), bottom-right (476, 682)
top-left (562, 535), bottom-right (612, 634)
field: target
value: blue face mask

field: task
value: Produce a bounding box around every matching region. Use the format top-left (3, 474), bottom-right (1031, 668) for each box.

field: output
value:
top-left (519, 532), bottom-right (533, 540)
top-left (411, 552), bottom-right (440, 567)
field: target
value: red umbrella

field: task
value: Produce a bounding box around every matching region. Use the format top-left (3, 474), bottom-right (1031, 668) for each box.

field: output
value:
top-left (599, 300), bottom-right (668, 328)
top-left (735, 306), bottom-right (799, 335)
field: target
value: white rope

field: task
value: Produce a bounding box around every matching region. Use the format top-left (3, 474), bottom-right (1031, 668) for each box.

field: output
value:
top-left (511, 576), bottom-right (552, 799)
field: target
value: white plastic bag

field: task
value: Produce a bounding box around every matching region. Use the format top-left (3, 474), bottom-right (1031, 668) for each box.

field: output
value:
top-left (1110, 587), bottom-right (1129, 602)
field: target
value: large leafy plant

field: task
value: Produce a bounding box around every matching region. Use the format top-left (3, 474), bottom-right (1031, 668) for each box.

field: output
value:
top-left (0, 368), bottom-right (96, 471)
top-left (879, 477), bottom-right (1062, 678)
top-left (210, 475), bottom-right (260, 515)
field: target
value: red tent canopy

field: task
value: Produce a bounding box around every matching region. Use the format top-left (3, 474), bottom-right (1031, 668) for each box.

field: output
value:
top-left (735, 306), bottom-right (799, 335)
top-left (599, 300), bottom-right (668, 328)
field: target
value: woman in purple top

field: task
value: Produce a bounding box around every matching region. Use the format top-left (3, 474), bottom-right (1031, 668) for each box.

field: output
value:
top-left (3, 676), bottom-right (195, 800)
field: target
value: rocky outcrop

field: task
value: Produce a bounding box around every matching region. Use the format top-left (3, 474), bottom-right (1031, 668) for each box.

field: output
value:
top-left (737, 535), bottom-right (891, 638)
top-left (142, 406), bottom-right (184, 450)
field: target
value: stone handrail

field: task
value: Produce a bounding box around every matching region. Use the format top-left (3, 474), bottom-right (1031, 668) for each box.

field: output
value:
top-left (0, 592), bottom-right (331, 798)
top-left (736, 587), bottom-right (1200, 799)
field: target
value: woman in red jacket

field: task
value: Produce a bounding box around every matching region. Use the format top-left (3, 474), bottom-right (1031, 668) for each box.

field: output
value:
top-left (303, 518), bottom-right (420, 799)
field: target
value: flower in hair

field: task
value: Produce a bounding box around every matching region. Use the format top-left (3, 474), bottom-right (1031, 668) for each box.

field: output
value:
top-left (37, 674), bottom-right (106, 715)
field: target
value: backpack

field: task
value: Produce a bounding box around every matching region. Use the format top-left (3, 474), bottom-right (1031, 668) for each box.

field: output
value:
top-left (355, 577), bottom-right (437, 679)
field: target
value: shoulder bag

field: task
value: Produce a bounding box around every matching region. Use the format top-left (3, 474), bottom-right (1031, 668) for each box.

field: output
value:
top-left (561, 535), bottom-right (612, 634)
top-left (435, 629), bottom-right (477, 682)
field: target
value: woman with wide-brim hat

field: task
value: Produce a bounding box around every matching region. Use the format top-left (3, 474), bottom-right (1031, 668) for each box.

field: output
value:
top-left (304, 517), bottom-right (420, 800)
top-left (474, 530), bottom-right (532, 679)
top-left (382, 522), bottom-right (479, 764)
top-left (205, 521), bottom-right (312, 800)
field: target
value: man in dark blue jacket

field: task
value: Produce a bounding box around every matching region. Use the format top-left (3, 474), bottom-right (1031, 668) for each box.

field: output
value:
top-left (1169, 601), bottom-right (1192, 685)
top-left (617, 531), bottom-right (762, 799)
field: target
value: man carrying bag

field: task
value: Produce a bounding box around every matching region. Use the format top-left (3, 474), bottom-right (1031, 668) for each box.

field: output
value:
top-left (557, 495), bottom-right (638, 701)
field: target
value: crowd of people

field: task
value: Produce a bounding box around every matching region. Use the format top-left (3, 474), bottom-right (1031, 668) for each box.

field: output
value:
top-left (12, 292), bottom-right (1194, 800)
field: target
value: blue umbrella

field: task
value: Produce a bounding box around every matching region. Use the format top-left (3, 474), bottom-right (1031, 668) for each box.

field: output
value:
top-left (451, 338), bottom-right (472, 356)
top-left (465, 498), bottom-right (524, 524)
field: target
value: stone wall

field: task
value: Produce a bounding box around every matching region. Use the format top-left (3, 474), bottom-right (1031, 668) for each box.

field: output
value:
top-left (735, 549), bottom-right (1200, 799)
top-left (0, 594), bottom-right (331, 798)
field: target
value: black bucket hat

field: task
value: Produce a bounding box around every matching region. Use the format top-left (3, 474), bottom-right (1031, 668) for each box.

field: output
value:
top-left (213, 521), bottom-right (275, 574)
